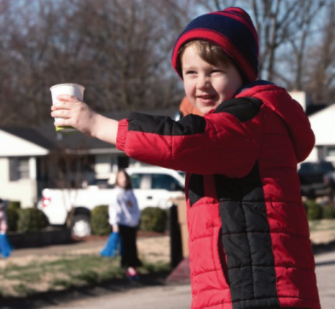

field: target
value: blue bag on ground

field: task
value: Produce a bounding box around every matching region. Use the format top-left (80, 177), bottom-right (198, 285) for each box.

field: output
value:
top-left (0, 234), bottom-right (12, 258)
top-left (100, 232), bottom-right (121, 257)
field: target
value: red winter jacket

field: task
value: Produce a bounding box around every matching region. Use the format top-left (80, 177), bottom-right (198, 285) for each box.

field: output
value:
top-left (116, 82), bottom-right (320, 309)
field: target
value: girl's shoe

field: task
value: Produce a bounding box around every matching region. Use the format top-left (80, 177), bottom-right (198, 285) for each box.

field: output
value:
top-left (126, 267), bottom-right (139, 281)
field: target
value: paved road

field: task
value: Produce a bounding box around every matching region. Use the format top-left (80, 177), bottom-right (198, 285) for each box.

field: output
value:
top-left (314, 249), bottom-right (335, 309)
top-left (39, 283), bottom-right (192, 309)
top-left (28, 249), bottom-right (334, 309)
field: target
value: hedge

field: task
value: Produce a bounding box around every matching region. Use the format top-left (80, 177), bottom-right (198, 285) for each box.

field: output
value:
top-left (91, 205), bottom-right (112, 235)
top-left (321, 204), bottom-right (335, 219)
top-left (303, 200), bottom-right (323, 220)
top-left (7, 201), bottom-right (21, 210)
top-left (91, 205), bottom-right (168, 235)
top-left (140, 207), bottom-right (167, 233)
top-left (17, 208), bottom-right (48, 232)
top-left (5, 201), bottom-right (21, 232)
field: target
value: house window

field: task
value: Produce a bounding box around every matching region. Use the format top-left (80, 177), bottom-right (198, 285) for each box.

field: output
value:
top-left (9, 157), bottom-right (30, 181)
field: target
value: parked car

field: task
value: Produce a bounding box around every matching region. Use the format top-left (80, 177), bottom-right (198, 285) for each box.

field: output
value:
top-left (127, 166), bottom-right (185, 209)
top-left (298, 161), bottom-right (335, 198)
top-left (38, 166), bottom-right (185, 237)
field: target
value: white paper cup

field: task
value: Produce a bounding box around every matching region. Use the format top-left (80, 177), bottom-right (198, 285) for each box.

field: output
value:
top-left (50, 83), bottom-right (85, 134)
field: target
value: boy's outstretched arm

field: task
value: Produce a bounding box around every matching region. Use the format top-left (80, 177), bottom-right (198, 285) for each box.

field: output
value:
top-left (51, 94), bottom-right (118, 145)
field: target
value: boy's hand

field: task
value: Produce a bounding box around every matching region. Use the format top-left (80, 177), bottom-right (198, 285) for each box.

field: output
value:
top-left (51, 94), bottom-right (97, 137)
top-left (51, 94), bottom-right (119, 145)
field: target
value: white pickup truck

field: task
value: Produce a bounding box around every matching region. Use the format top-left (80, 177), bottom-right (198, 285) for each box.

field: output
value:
top-left (38, 166), bottom-right (185, 237)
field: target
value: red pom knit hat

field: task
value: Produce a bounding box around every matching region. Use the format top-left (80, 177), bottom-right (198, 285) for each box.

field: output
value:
top-left (171, 7), bottom-right (259, 83)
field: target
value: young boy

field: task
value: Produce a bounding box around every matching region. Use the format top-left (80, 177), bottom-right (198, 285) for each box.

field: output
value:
top-left (51, 7), bottom-right (320, 309)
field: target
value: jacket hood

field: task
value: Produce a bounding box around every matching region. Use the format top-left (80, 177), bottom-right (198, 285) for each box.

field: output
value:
top-left (236, 81), bottom-right (315, 163)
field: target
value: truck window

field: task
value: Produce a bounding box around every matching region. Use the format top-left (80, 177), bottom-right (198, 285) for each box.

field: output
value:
top-left (299, 162), bottom-right (335, 174)
top-left (130, 174), bottom-right (142, 189)
top-left (151, 174), bottom-right (182, 191)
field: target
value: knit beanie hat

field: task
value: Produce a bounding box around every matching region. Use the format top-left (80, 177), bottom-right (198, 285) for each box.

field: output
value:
top-left (171, 7), bottom-right (259, 83)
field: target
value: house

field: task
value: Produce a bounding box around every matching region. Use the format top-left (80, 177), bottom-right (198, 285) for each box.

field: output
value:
top-left (289, 90), bottom-right (335, 165)
top-left (0, 127), bottom-right (56, 207)
top-left (0, 108), bottom-right (178, 208)
top-left (305, 103), bottom-right (335, 165)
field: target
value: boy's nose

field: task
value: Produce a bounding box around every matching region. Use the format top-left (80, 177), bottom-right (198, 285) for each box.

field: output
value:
top-left (197, 77), bottom-right (211, 90)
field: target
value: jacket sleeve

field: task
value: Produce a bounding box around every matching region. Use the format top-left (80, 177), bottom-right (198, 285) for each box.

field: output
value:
top-left (116, 99), bottom-right (262, 177)
top-left (108, 192), bottom-right (122, 226)
top-left (130, 191), bottom-right (141, 226)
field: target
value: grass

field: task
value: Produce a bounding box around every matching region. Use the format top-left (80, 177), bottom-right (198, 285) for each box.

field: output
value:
top-left (0, 254), bottom-right (171, 298)
top-left (308, 218), bottom-right (335, 232)
top-left (12, 284), bottom-right (36, 296)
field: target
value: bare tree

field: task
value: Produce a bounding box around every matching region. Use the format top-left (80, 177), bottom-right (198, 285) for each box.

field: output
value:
top-left (0, 0), bottom-right (192, 127)
top-left (69, 0), bottom-right (192, 111)
top-left (305, 1), bottom-right (335, 103)
top-left (194, 0), bottom-right (325, 84)
top-left (0, 0), bottom-right (18, 125)
top-left (0, 0), bottom-right (63, 126)
top-left (47, 145), bottom-right (95, 230)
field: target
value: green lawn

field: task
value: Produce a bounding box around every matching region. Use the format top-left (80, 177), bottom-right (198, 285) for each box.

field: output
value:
top-left (0, 254), bottom-right (170, 298)
top-left (308, 219), bottom-right (335, 232)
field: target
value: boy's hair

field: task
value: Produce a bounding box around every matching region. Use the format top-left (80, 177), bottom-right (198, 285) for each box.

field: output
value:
top-left (172, 7), bottom-right (259, 83)
top-left (178, 40), bottom-right (233, 71)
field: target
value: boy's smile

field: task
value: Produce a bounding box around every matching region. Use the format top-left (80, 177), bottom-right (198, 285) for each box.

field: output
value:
top-left (181, 44), bottom-right (243, 115)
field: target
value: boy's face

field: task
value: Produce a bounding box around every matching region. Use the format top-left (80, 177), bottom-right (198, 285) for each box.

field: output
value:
top-left (181, 44), bottom-right (243, 115)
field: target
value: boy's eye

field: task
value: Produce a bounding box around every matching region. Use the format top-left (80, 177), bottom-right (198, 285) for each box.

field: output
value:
top-left (185, 70), bottom-right (196, 75)
top-left (211, 69), bottom-right (223, 74)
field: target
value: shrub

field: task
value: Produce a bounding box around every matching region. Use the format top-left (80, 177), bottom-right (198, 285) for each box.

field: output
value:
top-left (7, 201), bottom-right (21, 210)
top-left (6, 201), bottom-right (21, 232)
top-left (17, 208), bottom-right (48, 232)
top-left (321, 204), bottom-right (335, 219)
top-left (140, 207), bottom-right (167, 233)
top-left (91, 205), bottom-right (112, 235)
top-left (6, 208), bottom-right (19, 232)
top-left (303, 200), bottom-right (322, 220)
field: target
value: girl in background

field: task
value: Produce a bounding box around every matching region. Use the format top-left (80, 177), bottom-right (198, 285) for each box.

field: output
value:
top-left (109, 170), bottom-right (142, 280)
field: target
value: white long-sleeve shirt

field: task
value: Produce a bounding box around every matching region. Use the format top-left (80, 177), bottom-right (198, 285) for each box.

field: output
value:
top-left (108, 187), bottom-right (140, 227)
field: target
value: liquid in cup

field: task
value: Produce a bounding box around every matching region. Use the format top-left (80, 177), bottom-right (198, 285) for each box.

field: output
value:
top-left (50, 83), bottom-right (85, 134)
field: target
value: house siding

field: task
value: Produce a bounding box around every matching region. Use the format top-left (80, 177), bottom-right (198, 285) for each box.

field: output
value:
top-left (0, 157), bottom-right (38, 207)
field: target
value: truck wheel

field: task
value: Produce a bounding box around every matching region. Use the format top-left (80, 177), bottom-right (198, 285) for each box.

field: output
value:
top-left (71, 214), bottom-right (91, 237)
